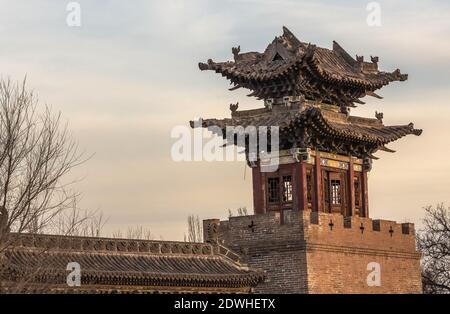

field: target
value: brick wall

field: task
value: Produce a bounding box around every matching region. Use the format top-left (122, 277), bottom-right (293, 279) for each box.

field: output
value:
top-left (206, 212), bottom-right (308, 293)
top-left (306, 213), bottom-right (422, 293)
top-left (204, 211), bottom-right (422, 294)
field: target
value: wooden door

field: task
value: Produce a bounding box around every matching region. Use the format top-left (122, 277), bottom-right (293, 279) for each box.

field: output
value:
top-left (329, 172), bottom-right (345, 214)
top-left (266, 172), bottom-right (294, 224)
top-left (323, 170), bottom-right (346, 214)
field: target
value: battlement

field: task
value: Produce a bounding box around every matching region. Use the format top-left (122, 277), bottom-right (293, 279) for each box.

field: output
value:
top-left (307, 212), bottom-right (417, 254)
top-left (203, 211), bottom-right (422, 293)
top-left (205, 211), bottom-right (418, 255)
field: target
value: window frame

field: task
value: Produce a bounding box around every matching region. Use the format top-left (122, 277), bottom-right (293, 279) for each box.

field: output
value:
top-left (266, 169), bottom-right (294, 212)
top-left (267, 177), bottom-right (280, 204)
top-left (282, 175), bottom-right (293, 203)
top-left (322, 168), bottom-right (347, 214)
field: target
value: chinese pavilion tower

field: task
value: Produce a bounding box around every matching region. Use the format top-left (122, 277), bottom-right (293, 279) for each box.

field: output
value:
top-left (193, 27), bottom-right (422, 221)
top-left (195, 27), bottom-right (423, 294)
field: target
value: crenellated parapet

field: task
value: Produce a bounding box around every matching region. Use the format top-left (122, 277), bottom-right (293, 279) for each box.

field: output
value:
top-left (203, 211), bottom-right (422, 293)
top-left (205, 211), bottom-right (418, 254)
top-left (306, 212), bottom-right (418, 256)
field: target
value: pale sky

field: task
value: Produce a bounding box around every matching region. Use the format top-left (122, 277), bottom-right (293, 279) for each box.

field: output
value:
top-left (0, 0), bottom-right (449, 240)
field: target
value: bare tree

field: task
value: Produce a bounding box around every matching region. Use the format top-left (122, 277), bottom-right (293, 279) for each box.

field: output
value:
top-left (237, 207), bottom-right (248, 216)
top-left (184, 208), bottom-right (248, 243)
top-left (111, 229), bottom-right (123, 239)
top-left (184, 214), bottom-right (202, 243)
top-left (51, 207), bottom-right (107, 237)
top-left (110, 226), bottom-right (153, 240)
top-left (126, 226), bottom-right (152, 240)
top-left (0, 77), bottom-right (114, 293)
top-left (417, 204), bottom-right (450, 294)
top-left (0, 77), bottom-right (85, 248)
top-left (228, 206), bottom-right (248, 217)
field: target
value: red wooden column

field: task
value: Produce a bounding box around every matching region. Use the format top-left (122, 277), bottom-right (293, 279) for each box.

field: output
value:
top-left (314, 150), bottom-right (323, 212)
top-left (252, 164), bottom-right (265, 214)
top-left (295, 160), bottom-right (308, 211)
top-left (361, 170), bottom-right (369, 218)
top-left (347, 157), bottom-right (356, 217)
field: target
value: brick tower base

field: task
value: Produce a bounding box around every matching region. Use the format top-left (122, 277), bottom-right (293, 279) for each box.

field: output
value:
top-left (203, 211), bottom-right (422, 294)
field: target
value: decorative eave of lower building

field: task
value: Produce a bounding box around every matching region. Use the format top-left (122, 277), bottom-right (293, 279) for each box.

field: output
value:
top-left (0, 233), bottom-right (265, 294)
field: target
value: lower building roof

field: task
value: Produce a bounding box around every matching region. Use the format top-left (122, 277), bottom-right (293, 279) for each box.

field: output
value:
top-left (0, 233), bottom-right (264, 292)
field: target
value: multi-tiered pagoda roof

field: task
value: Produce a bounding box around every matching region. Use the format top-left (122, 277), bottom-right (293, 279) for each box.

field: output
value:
top-left (199, 27), bottom-right (407, 110)
top-left (193, 27), bottom-right (421, 160)
top-left (194, 104), bottom-right (421, 160)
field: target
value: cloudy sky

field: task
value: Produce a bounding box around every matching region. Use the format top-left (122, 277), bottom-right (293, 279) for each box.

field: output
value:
top-left (0, 0), bottom-right (449, 240)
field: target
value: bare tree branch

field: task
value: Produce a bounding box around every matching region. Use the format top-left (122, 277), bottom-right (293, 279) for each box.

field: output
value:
top-left (0, 77), bottom-right (88, 243)
top-left (0, 77), bottom-right (92, 292)
top-left (417, 203), bottom-right (450, 294)
top-left (184, 214), bottom-right (202, 243)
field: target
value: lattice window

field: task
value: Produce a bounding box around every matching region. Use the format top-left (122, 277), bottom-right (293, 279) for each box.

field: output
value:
top-left (282, 176), bottom-right (293, 202)
top-left (268, 177), bottom-right (280, 203)
top-left (331, 180), bottom-right (341, 205)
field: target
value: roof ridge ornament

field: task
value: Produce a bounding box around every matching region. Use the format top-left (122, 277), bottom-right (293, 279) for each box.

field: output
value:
top-left (408, 123), bottom-right (423, 136)
top-left (366, 91), bottom-right (383, 99)
top-left (393, 68), bottom-right (408, 81)
top-left (230, 102), bottom-right (239, 114)
top-left (375, 111), bottom-right (383, 123)
top-left (232, 46), bottom-right (240, 61)
top-left (281, 26), bottom-right (302, 48)
top-left (332, 40), bottom-right (357, 66)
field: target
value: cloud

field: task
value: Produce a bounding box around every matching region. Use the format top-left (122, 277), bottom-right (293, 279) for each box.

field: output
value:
top-left (0, 0), bottom-right (449, 239)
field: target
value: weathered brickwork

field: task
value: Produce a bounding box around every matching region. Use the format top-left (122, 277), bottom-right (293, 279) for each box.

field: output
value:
top-left (204, 211), bottom-right (422, 294)
top-left (306, 213), bottom-right (422, 293)
top-left (205, 213), bottom-right (308, 293)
